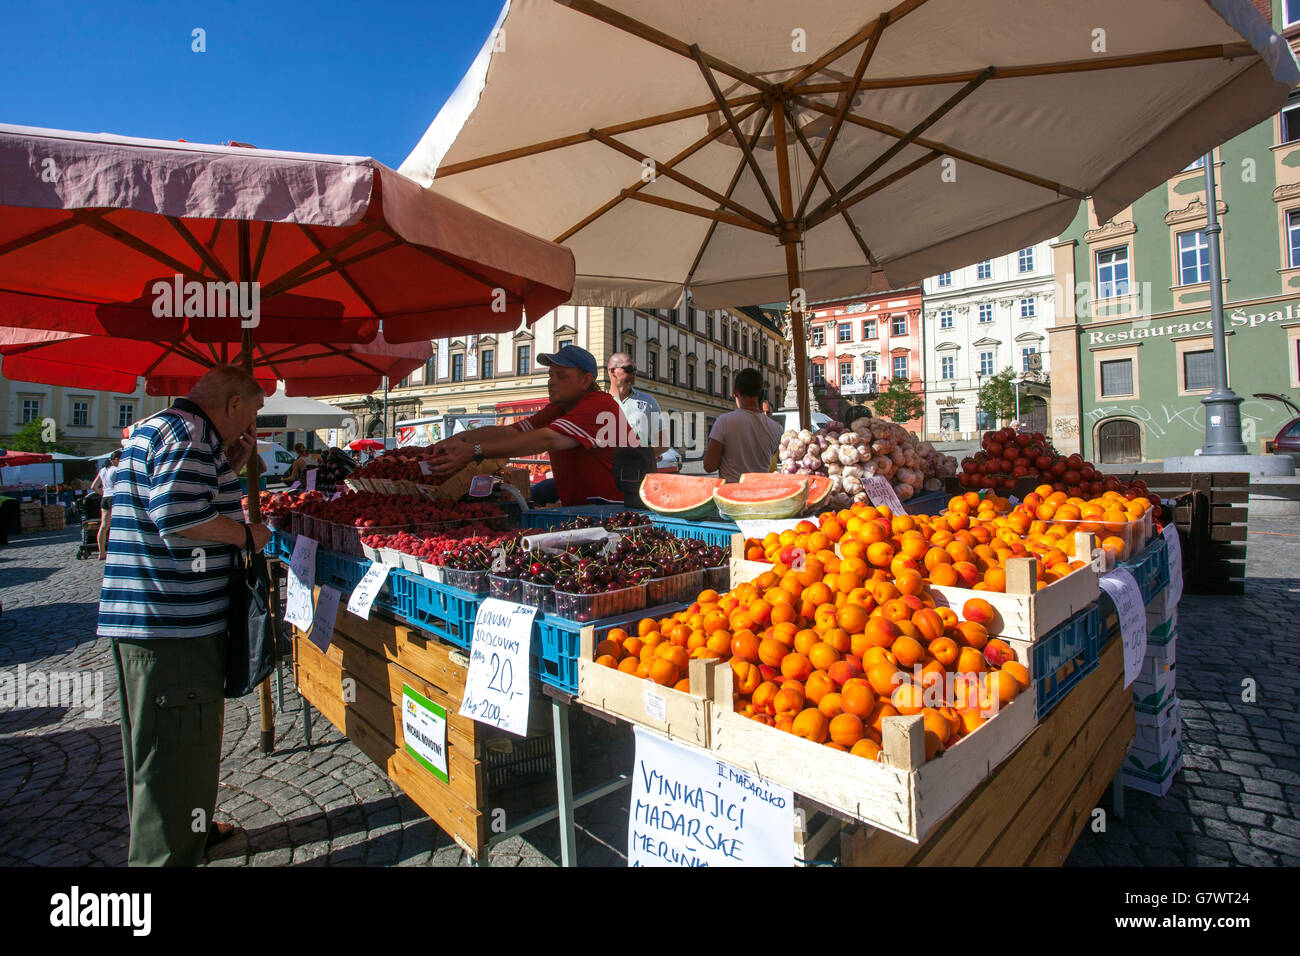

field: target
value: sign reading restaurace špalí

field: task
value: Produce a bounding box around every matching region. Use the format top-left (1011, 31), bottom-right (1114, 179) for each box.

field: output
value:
top-left (1087, 301), bottom-right (1300, 345)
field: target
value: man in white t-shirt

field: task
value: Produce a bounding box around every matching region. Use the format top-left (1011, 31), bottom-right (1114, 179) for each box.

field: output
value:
top-left (606, 352), bottom-right (666, 457)
top-left (703, 368), bottom-right (784, 482)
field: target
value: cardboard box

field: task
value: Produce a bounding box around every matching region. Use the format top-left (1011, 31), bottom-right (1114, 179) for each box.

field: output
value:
top-left (1133, 697), bottom-right (1181, 762)
top-left (1132, 661), bottom-right (1176, 713)
top-left (1147, 611), bottom-right (1177, 647)
top-left (1140, 634), bottom-right (1176, 676)
top-left (1123, 752), bottom-right (1182, 797)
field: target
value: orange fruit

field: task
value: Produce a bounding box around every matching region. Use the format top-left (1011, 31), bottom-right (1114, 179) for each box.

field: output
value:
top-left (730, 631), bottom-right (760, 662)
top-left (805, 671), bottom-right (836, 705)
top-left (595, 654), bottom-right (618, 668)
top-left (792, 708), bottom-right (830, 743)
top-left (891, 683), bottom-right (925, 715)
top-left (866, 662), bottom-right (904, 697)
top-left (840, 678), bottom-right (875, 718)
top-left (891, 634), bottom-right (925, 668)
top-left (829, 713), bottom-right (865, 748)
top-left (780, 652), bottom-right (814, 682)
top-left (808, 642), bottom-right (841, 671)
top-left (649, 658), bottom-right (679, 686)
top-left (617, 656), bottom-right (640, 674)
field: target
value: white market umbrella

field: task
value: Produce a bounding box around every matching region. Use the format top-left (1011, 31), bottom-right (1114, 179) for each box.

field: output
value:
top-left (257, 386), bottom-right (351, 431)
top-left (401, 0), bottom-right (1300, 426)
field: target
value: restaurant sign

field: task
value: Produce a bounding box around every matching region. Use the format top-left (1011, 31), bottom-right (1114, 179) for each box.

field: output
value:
top-left (1087, 301), bottom-right (1299, 346)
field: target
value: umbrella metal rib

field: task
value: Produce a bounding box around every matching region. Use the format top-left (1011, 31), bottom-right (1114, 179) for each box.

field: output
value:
top-left (786, 116), bottom-right (877, 267)
top-left (165, 217), bottom-right (232, 282)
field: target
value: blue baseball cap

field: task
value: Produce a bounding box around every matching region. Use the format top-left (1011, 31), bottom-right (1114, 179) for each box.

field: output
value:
top-left (537, 344), bottom-right (597, 376)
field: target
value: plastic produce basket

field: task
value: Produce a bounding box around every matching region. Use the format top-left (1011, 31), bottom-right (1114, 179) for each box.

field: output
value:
top-left (388, 573), bottom-right (482, 648)
top-left (645, 569), bottom-right (703, 606)
top-left (646, 515), bottom-right (739, 548)
top-left (489, 574), bottom-right (523, 602)
top-left (1029, 603), bottom-right (1103, 719)
top-left (482, 733), bottom-right (556, 791)
top-left (316, 549), bottom-right (381, 603)
top-left (442, 566), bottom-right (488, 595)
top-left (1119, 536), bottom-right (1170, 604)
top-left (553, 583), bottom-right (646, 623)
top-left (535, 600), bottom-right (689, 694)
top-left (521, 580), bottom-right (556, 614)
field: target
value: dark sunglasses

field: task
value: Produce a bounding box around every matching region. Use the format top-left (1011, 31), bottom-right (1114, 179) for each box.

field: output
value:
top-left (609, 365), bottom-right (636, 373)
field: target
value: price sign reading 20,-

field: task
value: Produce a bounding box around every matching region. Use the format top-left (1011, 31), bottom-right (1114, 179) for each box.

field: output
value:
top-left (459, 598), bottom-right (536, 736)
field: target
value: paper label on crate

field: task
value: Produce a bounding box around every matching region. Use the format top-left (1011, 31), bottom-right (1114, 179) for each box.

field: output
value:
top-left (644, 689), bottom-right (668, 723)
top-left (402, 684), bottom-right (449, 784)
top-left (460, 598), bottom-right (535, 736)
top-left (284, 535), bottom-right (318, 630)
top-left (1161, 522), bottom-right (1183, 608)
top-left (307, 584), bottom-right (341, 653)
top-left (468, 474), bottom-right (495, 497)
top-left (864, 475), bottom-right (907, 515)
top-left (1099, 568), bottom-right (1147, 689)
top-left (305, 469), bottom-right (317, 492)
top-left (628, 728), bottom-right (795, 867)
top-left (734, 518), bottom-right (806, 540)
top-left (346, 562), bottom-right (391, 620)
top-left (419, 460), bottom-right (432, 477)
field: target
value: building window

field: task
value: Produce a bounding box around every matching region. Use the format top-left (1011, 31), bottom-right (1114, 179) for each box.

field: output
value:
top-left (688, 361), bottom-right (696, 389)
top-left (426, 354), bottom-right (437, 381)
top-left (937, 272), bottom-right (952, 287)
top-left (978, 351), bottom-right (995, 376)
top-left (862, 319), bottom-right (877, 339)
top-left (977, 260), bottom-right (992, 280)
top-left (742, 329), bottom-right (749, 355)
top-left (1177, 230), bottom-right (1211, 285)
top-left (1100, 358), bottom-right (1134, 397)
top-left (811, 364), bottom-right (825, 386)
top-left (811, 326), bottom-right (825, 347)
top-left (557, 338), bottom-right (573, 351)
top-left (1097, 246), bottom-right (1130, 299)
top-left (451, 353), bottom-right (465, 382)
top-left (398, 374), bottom-right (412, 389)
top-left (863, 358), bottom-right (877, 382)
top-left (839, 360), bottom-right (853, 381)
top-left (648, 350), bottom-right (658, 380)
top-left (892, 355), bottom-right (908, 380)
top-left (481, 350), bottom-right (494, 379)
top-left (938, 310), bottom-right (953, 330)
top-left (978, 304), bottom-right (993, 324)
top-left (117, 403), bottom-right (134, 429)
top-left (21, 399), bottom-right (41, 424)
top-left (706, 369), bottom-right (714, 395)
top-left (721, 324), bottom-right (729, 349)
top-left (763, 340), bottom-right (769, 365)
top-left (1290, 210), bottom-right (1300, 268)
top-left (669, 357), bottom-right (678, 384)
top-left (891, 314), bottom-right (907, 336)
top-left (71, 401), bottom-right (90, 427)
top-left (838, 323), bottom-right (852, 343)
top-left (1018, 248), bottom-right (1034, 273)
top-left (940, 355), bottom-right (955, 379)
top-left (722, 369), bottom-right (731, 394)
top-left (1288, 0), bottom-right (1300, 27)
top-left (1182, 156), bottom-right (1206, 171)
top-left (1183, 349), bottom-right (1215, 391)
top-left (517, 344), bottom-right (531, 376)
top-left (1021, 346), bottom-right (1038, 372)
top-left (1019, 298), bottom-right (1036, 318)
top-left (1284, 100), bottom-right (1300, 145)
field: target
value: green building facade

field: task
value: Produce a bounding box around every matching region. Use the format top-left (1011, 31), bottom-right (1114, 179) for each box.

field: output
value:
top-left (1048, 19), bottom-right (1300, 463)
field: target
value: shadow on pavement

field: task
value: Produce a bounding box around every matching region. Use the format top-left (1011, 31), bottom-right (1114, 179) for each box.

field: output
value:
top-left (0, 603), bottom-right (107, 664)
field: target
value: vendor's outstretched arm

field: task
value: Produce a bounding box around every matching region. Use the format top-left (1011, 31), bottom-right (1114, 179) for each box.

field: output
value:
top-left (429, 427), bottom-right (578, 476)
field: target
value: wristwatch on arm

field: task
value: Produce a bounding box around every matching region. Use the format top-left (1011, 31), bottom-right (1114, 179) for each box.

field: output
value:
top-left (473, 442), bottom-right (484, 464)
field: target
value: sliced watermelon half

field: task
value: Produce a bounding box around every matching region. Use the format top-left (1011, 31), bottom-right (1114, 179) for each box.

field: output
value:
top-left (713, 478), bottom-right (809, 521)
top-left (640, 474), bottom-right (724, 520)
top-left (738, 472), bottom-right (833, 514)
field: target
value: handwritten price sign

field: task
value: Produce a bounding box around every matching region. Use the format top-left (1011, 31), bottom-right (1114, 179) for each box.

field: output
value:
top-left (459, 598), bottom-right (535, 736)
top-left (1099, 568), bottom-right (1147, 689)
top-left (307, 584), bottom-right (341, 653)
top-left (284, 535), bottom-right (318, 631)
top-left (864, 475), bottom-right (907, 515)
top-left (346, 562), bottom-right (391, 620)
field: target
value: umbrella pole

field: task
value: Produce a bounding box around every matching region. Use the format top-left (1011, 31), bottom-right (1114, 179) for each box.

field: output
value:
top-left (238, 221), bottom-right (276, 755)
top-left (771, 100), bottom-right (813, 431)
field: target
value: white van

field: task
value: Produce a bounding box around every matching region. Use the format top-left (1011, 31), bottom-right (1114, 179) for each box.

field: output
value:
top-left (771, 410), bottom-right (835, 433)
top-left (255, 441), bottom-right (297, 478)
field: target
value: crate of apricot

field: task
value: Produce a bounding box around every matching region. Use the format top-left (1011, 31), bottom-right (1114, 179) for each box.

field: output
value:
top-left (736, 495), bottom-right (1104, 643)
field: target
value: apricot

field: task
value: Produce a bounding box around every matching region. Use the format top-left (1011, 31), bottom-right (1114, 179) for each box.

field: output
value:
top-left (962, 597), bottom-right (997, 627)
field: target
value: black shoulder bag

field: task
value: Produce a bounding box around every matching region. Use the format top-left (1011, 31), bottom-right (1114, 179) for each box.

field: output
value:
top-left (225, 525), bottom-right (277, 698)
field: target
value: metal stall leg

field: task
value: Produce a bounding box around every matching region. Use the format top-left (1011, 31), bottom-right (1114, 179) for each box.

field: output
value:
top-left (301, 695), bottom-right (313, 748)
top-left (1111, 770), bottom-right (1126, 820)
top-left (551, 697), bottom-right (577, 867)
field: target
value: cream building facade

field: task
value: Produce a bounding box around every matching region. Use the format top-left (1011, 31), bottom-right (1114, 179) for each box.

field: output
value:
top-left (1, 376), bottom-right (169, 456)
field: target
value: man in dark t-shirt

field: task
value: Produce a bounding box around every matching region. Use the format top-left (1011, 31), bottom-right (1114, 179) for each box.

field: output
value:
top-left (428, 345), bottom-right (634, 505)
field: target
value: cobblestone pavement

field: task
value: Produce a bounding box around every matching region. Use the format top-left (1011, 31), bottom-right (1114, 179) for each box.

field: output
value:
top-left (1, 516), bottom-right (1297, 867)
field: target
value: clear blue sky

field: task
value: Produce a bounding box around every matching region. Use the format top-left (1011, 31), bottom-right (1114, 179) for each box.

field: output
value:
top-left (0, 0), bottom-right (504, 168)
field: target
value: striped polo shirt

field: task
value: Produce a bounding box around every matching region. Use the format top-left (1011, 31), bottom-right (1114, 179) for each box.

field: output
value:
top-left (97, 398), bottom-right (244, 639)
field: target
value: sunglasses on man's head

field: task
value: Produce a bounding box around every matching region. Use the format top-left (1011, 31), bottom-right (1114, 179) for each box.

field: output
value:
top-left (609, 365), bottom-right (636, 373)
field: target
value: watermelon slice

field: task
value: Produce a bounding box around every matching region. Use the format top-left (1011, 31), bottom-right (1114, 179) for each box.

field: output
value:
top-left (713, 479), bottom-right (809, 520)
top-left (640, 474), bottom-right (724, 520)
top-left (738, 472), bottom-right (833, 514)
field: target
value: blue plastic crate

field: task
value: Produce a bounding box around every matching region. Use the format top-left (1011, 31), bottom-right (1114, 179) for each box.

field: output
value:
top-left (316, 549), bottom-right (373, 596)
top-left (268, 529), bottom-right (295, 562)
top-left (1118, 536), bottom-right (1170, 604)
top-left (388, 572), bottom-right (482, 647)
top-left (534, 601), bottom-right (690, 695)
top-left (1031, 603), bottom-right (1103, 719)
top-left (519, 504), bottom-right (629, 530)
top-left (646, 515), bottom-right (739, 548)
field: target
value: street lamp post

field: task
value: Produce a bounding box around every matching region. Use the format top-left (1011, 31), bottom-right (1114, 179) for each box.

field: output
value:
top-left (1199, 152), bottom-right (1247, 455)
top-left (975, 370), bottom-right (984, 434)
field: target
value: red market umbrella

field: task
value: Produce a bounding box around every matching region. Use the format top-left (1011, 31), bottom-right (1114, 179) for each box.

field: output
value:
top-left (0, 450), bottom-right (55, 468)
top-left (348, 438), bottom-right (385, 452)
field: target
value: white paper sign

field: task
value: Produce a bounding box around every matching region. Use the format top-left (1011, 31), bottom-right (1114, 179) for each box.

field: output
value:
top-left (1099, 568), bottom-right (1147, 689)
top-left (864, 475), bottom-right (907, 515)
top-left (734, 518), bottom-right (807, 540)
top-left (1161, 522), bottom-right (1183, 608)
top-left (644, 689), bottom-right (667, 722)
top-left (402, 683), bottom-right (449, 783)
top-left (346, 562), bottom-right (391, 620)
top-left (307, 585), bottom-right (341, 653)
top-left (629, 727), bottom-right (795, 867)
top-left (284, 535), bottom-right (318, 630)
top-left (419, 460), bottom-right (432, 477)
top-left (460, 598), bottom-right (535, 736)
top-left (305, 469), bottom-right (317, 492)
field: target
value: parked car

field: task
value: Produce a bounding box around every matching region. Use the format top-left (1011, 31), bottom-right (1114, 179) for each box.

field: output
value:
top-left (1254, 393), bottom-right (1300, 466)
top-left (255, 441), bottom-right (297, 479)
top-left (770, 409), bottom-right (835, 433)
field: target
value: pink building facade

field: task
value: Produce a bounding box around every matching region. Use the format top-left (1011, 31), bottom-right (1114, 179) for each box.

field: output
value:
top-left (806, 288), bottom-right (925, 433)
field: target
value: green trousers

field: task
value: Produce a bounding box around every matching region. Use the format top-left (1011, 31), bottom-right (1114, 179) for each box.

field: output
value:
top-left (111, 633), bottom-right (227, 867)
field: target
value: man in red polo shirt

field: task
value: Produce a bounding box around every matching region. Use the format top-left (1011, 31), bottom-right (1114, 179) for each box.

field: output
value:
top-left (427, 345), bottom-right (633, 505)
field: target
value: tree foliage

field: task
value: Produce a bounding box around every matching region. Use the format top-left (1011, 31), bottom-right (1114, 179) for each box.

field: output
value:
top-left (872, 377), bottom-right (924, 423)
top-left (7, 419), bottom-right (80, 455)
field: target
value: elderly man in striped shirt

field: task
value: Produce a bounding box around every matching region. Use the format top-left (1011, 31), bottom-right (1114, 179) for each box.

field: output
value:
top-left (99, 365), bottom-right (270, 866)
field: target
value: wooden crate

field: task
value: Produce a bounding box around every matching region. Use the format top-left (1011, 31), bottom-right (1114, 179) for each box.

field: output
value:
top-left (293, 590), bottom-right (548, 859)
top-left (706, 639), bottom-right (1039, 844)
top-left (730, 533), bottom-right (1101, 644)
top-left (840, 630), bottom-right (1134, 866)
top-left (1107, 470), bottom-right (1247, 595)
top-left (576, 627), bottom-right (718, 748)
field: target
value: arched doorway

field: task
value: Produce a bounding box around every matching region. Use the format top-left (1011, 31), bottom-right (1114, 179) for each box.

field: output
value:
top-left (1020, 397), bottom-right (1047, 436)
top-left (1097, 418), bottom-right (1142, 464)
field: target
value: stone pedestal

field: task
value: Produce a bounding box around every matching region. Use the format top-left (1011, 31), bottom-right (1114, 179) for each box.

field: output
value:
top-left (1162, 454), bottom-right (1294, 478)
